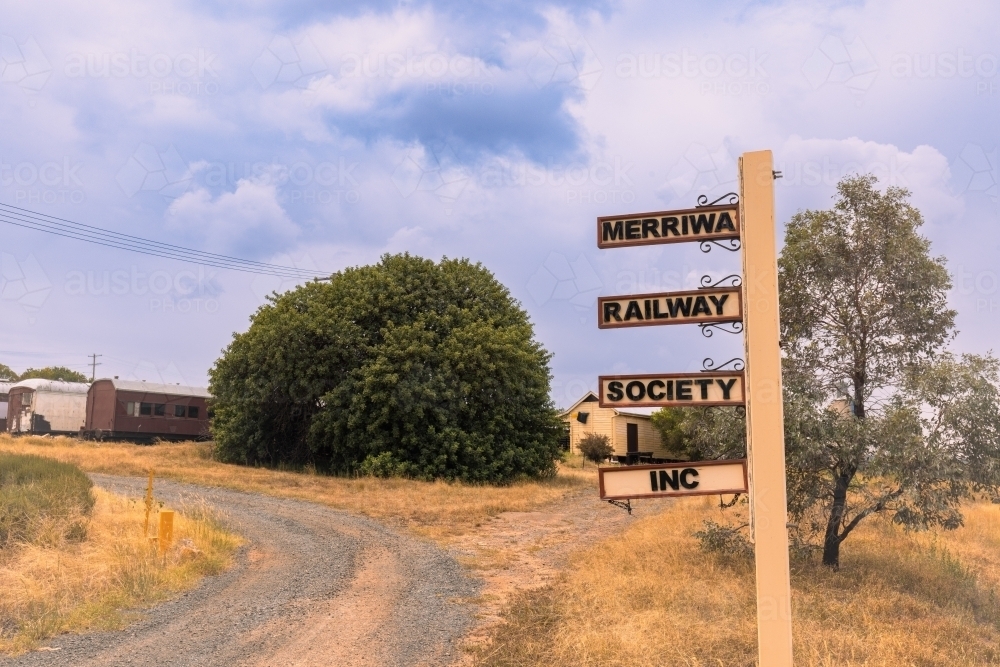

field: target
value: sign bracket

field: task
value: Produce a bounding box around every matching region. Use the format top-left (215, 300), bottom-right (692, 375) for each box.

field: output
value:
top-left (606, 499), bottom-right (633, 515)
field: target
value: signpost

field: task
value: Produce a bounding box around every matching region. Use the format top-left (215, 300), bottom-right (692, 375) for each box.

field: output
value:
top-left (592, 149), bottom-right (793, 666)
top-left (597, 287), bottom-right (742, 329)
top-left (739, 150), bottom-right (793, 665)
top-left (599, 459), bottom-right (748, 500)
top-left (597, 203), bottom-right (739, 249)
top-left (598, 371), bottom-right (744, 408)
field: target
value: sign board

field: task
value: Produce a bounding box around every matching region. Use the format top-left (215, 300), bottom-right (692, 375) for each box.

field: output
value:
top-left (598, 287), bottom-right (742, 329)
top-left (598, 371), bottom-right (745, 408)
top-left (597, 203), bottom-right (740, 249)
top-left (599, 459), bottom-right (748, 500)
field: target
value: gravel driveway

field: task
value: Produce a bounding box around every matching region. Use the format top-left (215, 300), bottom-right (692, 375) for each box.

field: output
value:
top-left (0, 474), bottom-right (479, 667)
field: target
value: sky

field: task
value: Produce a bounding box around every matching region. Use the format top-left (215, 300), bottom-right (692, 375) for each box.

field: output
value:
top-left (0, 0), bottom-right (998, 408)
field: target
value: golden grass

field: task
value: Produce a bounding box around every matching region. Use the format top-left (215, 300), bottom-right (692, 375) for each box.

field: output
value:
top-left (476, 496), bottom-right (1000, 667)
top-left (0, 434), bottom-right (590, 542)
top-left (0, 487), bottom-right (241, 655)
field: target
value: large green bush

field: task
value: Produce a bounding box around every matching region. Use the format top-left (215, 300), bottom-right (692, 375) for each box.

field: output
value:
top-left (210, 254), bottom-right (562, 483)
top-left (0, 454), bottom-right (95, 547)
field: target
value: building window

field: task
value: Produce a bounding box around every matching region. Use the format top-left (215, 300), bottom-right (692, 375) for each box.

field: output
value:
top-left (576, 412), bottom-right (589, 424)
top-left (174, 405), bottom-right (186, 418)
top-left (154, 404), bottom-right (165, 416)
top-left (140, 402), bottom-right (152, 416)
top-left (187, 406), bottom-right (199, 419)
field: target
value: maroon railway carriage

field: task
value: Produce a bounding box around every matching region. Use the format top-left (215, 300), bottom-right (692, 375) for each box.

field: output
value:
top-left (85, 379), bottom-right (211, 442)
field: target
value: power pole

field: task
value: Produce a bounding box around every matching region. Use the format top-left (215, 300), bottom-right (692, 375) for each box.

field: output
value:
top-left (89, 353), bottom-right (102, 382)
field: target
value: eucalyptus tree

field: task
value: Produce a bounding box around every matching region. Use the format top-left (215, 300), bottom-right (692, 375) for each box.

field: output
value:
top-left (654, 175), bottom-right (1000, 570)
top-left (779, 174), bottom-right (1000, 568)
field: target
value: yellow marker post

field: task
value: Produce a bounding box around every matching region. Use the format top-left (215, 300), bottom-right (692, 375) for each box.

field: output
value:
top-left (740, 150), bottom-right (794, 665)
top-left (143, 469), bottom-right (154, 537)
top-left (158, 510), bottom-right (174, 558)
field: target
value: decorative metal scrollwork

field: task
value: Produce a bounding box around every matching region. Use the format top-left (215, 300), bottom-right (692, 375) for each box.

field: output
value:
top-left (696, 192), bottom-right (739, 207)
top-left (699, 238), bottom-right (741, 253)
top-left (699, 274), bottom-right (743, 289)
top-left (719, 493), bottom-right (742, 509)
top-left (698, 321), bottom-right (744, 337)
top-left (701, 357), bottom-right (745, 372)
top-left (607, 499), bottom-right (632, 515)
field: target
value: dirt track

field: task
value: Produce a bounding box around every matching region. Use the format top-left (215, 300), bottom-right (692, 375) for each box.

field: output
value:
top-left (0, 475), bottom-right (478, 667)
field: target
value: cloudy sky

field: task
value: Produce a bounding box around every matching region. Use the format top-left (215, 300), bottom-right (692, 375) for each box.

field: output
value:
top-left (1, 0), bottom-right (997, 406)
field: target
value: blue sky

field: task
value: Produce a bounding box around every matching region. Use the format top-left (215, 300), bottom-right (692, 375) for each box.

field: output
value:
top-left (1, 0), bottom-right (998, 407)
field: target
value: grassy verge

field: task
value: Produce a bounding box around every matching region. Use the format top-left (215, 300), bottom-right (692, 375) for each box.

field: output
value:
top-left (1, 453), bottom-right (95, 548)
top-left (475, 495), bottom-right (1000, 666)
top-left (0, 434), bottom-right (591, 543)
top-left (0, 457), bottom-right (241, 655)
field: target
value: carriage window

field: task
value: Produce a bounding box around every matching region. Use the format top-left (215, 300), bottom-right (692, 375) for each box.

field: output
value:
top-left (154, 404), bottom-right (165, 416)
top-left (174, 405), bottom-right (186, 417)
top-left (125, 402), bottom-right (135, 416)
top-left (140, 402), bottom-right (152, 416)
top-left (187, 406), bottom-right (199, 419)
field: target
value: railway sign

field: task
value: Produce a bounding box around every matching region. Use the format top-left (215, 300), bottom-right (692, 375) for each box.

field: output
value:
top-left (598, 371), bottom-right (744, 408)
top-left (596, 203), bottom-right (739, 249)
top-left (598, 459), bottom-right (748, 501)
top-left (597, 286), bottom-right (742, 329)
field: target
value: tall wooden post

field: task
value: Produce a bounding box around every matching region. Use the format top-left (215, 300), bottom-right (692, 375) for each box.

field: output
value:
top-left (740, 150), bottom-right (794, 665)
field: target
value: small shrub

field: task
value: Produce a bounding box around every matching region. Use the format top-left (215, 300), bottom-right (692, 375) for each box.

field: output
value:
top-left (578, 433), bottom-right (613, 466)
top-left (359, 451), bottom-right (406, 478)
top-left (694, 520), bottom-right (753, 560)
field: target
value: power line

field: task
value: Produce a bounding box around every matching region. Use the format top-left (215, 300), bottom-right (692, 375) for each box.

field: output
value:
top-left (0, 203), bottom-right (324, 278)
top-left (0, 203), bottom-right (330, 280)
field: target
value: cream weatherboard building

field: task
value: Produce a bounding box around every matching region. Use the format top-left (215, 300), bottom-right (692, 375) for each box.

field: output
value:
top-left (559, 391), bottom-right (671, 461)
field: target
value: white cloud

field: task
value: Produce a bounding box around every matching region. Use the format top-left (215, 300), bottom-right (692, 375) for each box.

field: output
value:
top-left (775, 136), bottom-right (962, 224)
top-left (4, 0), bottom-right (999, 388)
top-left (164, 175), bottom-right (298, 255)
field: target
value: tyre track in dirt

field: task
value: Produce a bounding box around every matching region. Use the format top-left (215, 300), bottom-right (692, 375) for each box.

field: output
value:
top-left (0, 475), bottom-right (479, 667)
top-left (449, 486), bottom-right (666, 661)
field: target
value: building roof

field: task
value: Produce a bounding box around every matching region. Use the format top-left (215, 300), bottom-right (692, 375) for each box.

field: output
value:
top-left (558, 391), bottom-right (599, 417)
top-left (11, 379), bottom-right (91, 394)
top-left (558, 391), bottom-right (653, 419)
top-left (97, 378), bottom-right (212, 398)
top-left (614, 408), bottom-right (656, 418)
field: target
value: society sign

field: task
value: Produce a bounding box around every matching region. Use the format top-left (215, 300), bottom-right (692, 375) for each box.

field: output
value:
top-left (599, 459), bottom-right (748, 500)
top-left (599, 371), bottom-right (745, 408)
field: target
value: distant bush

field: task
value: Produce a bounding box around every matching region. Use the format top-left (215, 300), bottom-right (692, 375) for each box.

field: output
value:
top-left (578, 433), bottom-right (613, 466)
top-left (0, 454), bottom-right (95, 548)
top-left (15, 366), bottom-right (89, 383)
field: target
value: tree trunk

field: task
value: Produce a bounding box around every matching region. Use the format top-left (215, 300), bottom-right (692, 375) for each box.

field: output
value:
top-left (822, 469), bottom-right (853, 569)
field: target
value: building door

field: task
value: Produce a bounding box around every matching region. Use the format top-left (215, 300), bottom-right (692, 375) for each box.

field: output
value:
top-left (626, 423), bottom-right (638, 453)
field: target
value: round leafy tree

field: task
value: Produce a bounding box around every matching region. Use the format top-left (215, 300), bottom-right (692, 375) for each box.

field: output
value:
top-left (210, 254), bottom-right (562, 483)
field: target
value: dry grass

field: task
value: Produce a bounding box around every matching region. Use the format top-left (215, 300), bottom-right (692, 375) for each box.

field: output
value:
top-left (0, 435), bottom-right (590, 542)
top-left (476, 496), bottom-right (1000, 667)
top-left (0, 487), bottom-right (241, 655)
